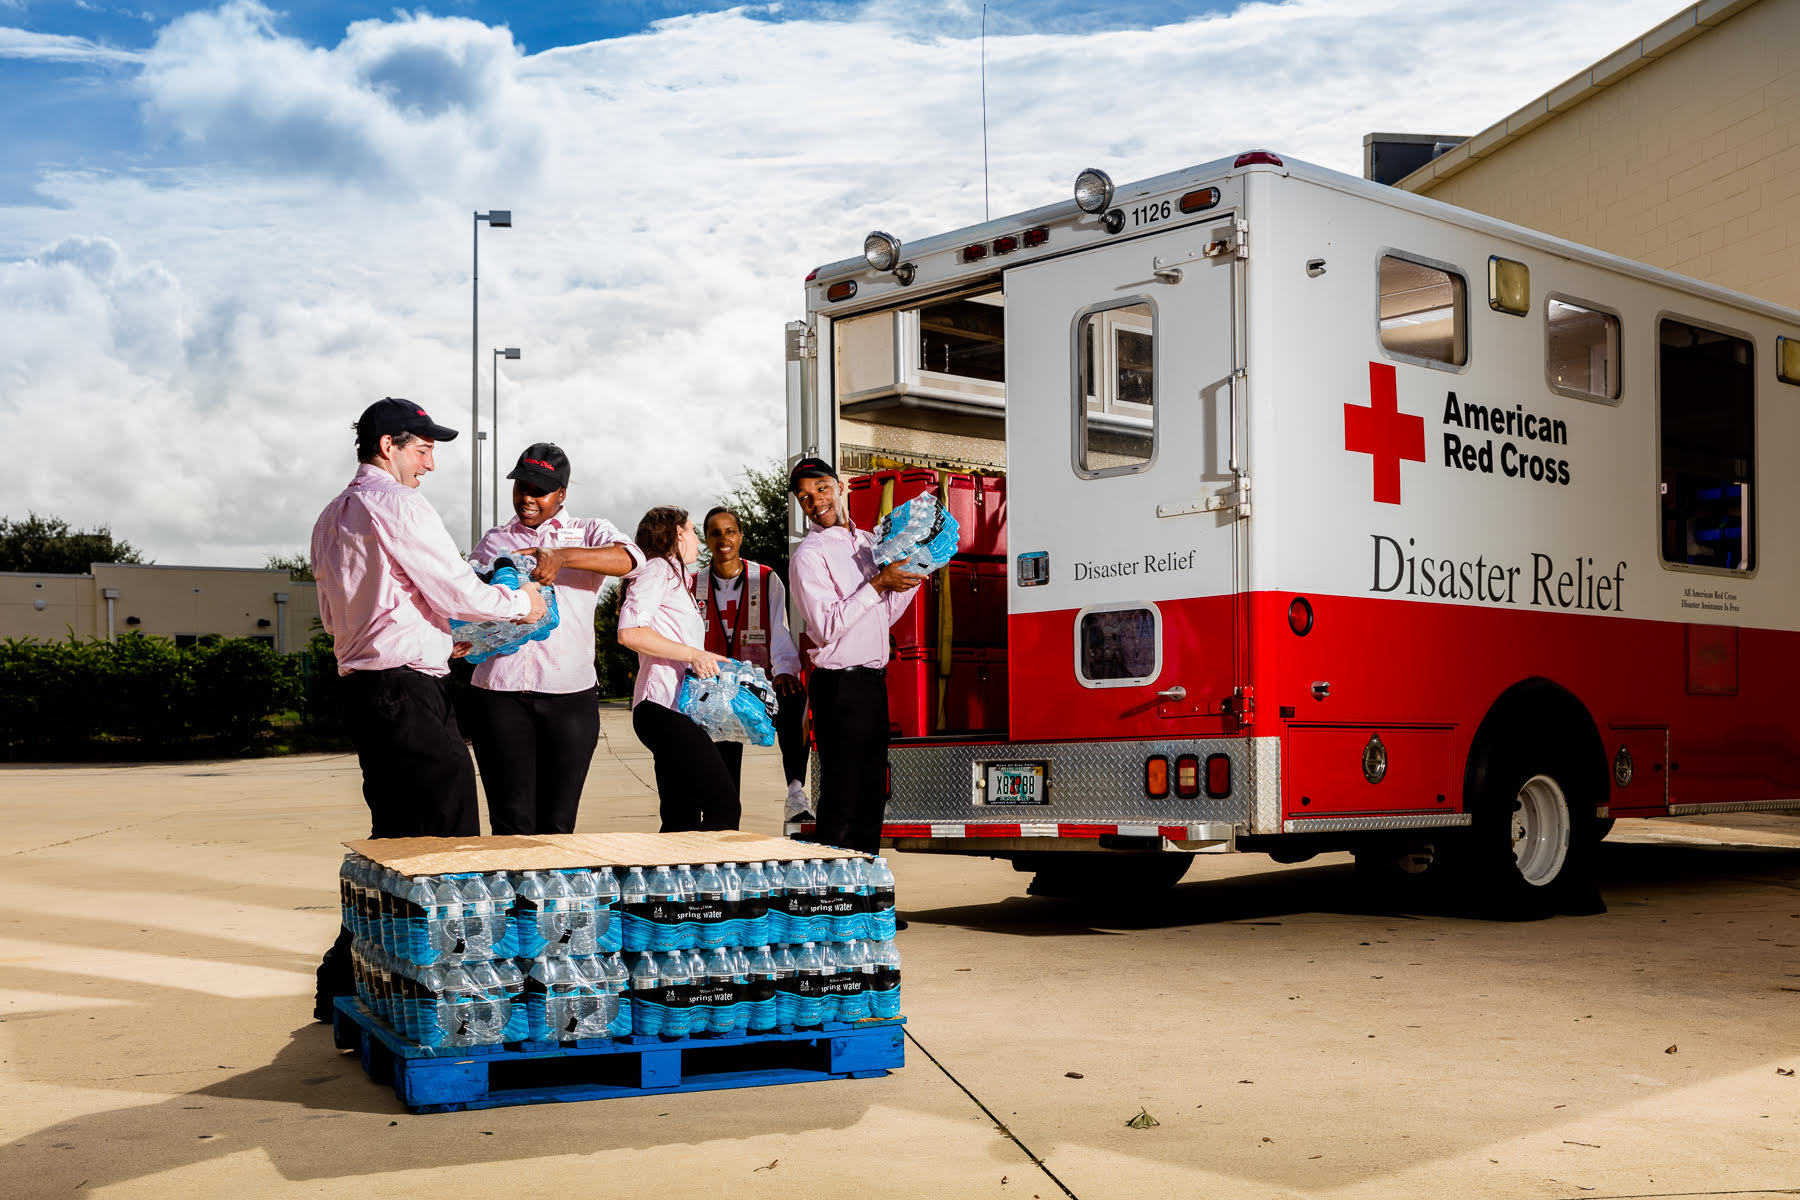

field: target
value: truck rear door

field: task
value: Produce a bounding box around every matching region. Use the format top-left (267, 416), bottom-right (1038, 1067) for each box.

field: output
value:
top-left (1004, 213), bottom-right (1247, 742)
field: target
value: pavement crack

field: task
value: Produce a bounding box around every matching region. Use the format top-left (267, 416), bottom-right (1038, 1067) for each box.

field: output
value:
top-left (903, 1027), bottom-right (1079, 1200)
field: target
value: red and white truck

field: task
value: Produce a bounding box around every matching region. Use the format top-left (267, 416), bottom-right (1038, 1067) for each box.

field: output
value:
top-left (783, 150), bottom-right (1800, 915)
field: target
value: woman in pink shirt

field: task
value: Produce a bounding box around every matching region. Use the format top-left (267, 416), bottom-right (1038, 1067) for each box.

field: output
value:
top-left (616, 505), bottom-right (737, 831)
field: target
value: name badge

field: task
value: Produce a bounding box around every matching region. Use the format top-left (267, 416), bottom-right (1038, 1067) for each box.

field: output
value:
top-left (743, 628), bottom-right (768, 645)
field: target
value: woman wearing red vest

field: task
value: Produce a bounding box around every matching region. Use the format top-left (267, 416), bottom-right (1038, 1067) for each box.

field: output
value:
top-left (692, 506), bottom-right (809, 820)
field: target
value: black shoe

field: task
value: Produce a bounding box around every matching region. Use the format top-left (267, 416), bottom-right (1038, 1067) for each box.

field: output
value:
top-left (314, 995), bottom-right (340, 1024)
top-left (894, 917), bottom-right (909, 931)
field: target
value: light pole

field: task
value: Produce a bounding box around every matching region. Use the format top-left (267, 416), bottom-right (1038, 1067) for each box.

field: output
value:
top-left (472, 208), bottom-right (512, 549)
top-left (492, 346), bottom-right (520, 528)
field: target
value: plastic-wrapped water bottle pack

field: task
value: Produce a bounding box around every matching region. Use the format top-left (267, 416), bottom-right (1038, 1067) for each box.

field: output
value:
top-left (340, 852), bottom-right (902, 1047)
top-left (873, 495), bottom-right (960, 574)
top-left (676, 659), bottom-right (779, 746)
top-left (448, 552), bottom-right (561, 664)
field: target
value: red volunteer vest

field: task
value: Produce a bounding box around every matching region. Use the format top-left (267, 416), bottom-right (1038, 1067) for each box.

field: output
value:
top-left (690, 561), bottom-right (773, 669)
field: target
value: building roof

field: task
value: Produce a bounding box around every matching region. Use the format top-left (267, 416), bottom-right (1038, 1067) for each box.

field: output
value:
top-left (1395, 0), bottom-right (1761, 192)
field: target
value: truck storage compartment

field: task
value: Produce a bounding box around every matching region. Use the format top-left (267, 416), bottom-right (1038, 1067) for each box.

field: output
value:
top-left (850, 469), bottom-right (1007, 559)
top-left (889, 648), bottom-right (1009, 739)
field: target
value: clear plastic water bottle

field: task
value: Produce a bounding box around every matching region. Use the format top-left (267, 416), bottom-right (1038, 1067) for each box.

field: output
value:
top-left (645, 864), bottom-right (680, 951)
top-left (763, 860), bottom-right (787, 943)
top-left (826, 858), bottom-right (859, 942)
top-left (817, 942), bottom-right (842, 1024)
top-left (457, 873), bottom-right (496, 960)
top-left (416, 964), bottom-right (451, 1047)
top-left (594, 867), bottom-right (622, 953)
top-left (571, 955), bottom-right (609, 1038)
top-left (513, 870), bottom-right (548, 958)
top-left (563, 869), bottom-right (600, 956)
top-left (703, 946), bottom-right (738, 1034)
top-left (869, 938), bottom-right (903, 1019)
top-left (837, 939), bottom-right (872, 1021)
top-left (745, 945), bottom-right (777, 1032)
top-left (729, 946), bottom-right (753, 1034)
top-left (620, 866), bottom-right (649, 951)
top-left (866, 856), bottom-right (897, 940)
top-left (461, 961), bottom-right (510, 1045)
top-left (485, 871), bottom-right (516, 958)
top-left (720, 862), bottom-right (744, 947)
top-left (794, 941), bottom-right (825, 1028)
top-left (781, 860), bottom-right (811, 943)
top-left (739, 861), bottom-right (769, 947)
top-left (603, 952), bottom-right (632, 1038)
top-left (491, 957), bottom-right (528, 1042)
top-left (807, 859), bottom-right (832, 942)
top-left (630, 952), bottom-right (662, 1037)
top-left (539, 869), bottom-right (572, 956)
top-left (772, 943), bottom-right (799, 1029)
top-left (674, 865), bottom-right (699, 949)
top-left (694, 863), bottom-right (728, 949)
top-left (400, 875), bottom-right (434, 964)
top-left (428, 876), bottom-right (464, 961)
top-left (658, 949), bottom-right (694, 1039)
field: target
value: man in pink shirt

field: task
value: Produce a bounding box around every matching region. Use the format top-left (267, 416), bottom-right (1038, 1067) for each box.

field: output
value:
top-left (310, 397), bottom-right (544, 1019)
top-left (468, 443), bottom-right (643, 836)
top-left (787, 457), bottom-right (924, 855)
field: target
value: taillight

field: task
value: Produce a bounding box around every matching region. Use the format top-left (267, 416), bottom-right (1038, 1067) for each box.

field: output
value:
top-left (1288, 595), bottom-right (1314, 636)
top-left (1234, 150), bottom-right (1284, 168)
top-left (993, 235), bottom-right (1019, 255)
top-left (1022, 226), bottom-right (1050, 249)
top-left (1175, 754), bottom-right (1200, 798)
top-left (805, 267), bottom-right (821, 282)
top-left (826, 280), bottom-right (857, 303)
top-left (1145, 756), bottom-right (1170, 798)
top-left (1205, 754), bottom-right (1231, 798)
top-left (961, 243), bottom-right (989, 263)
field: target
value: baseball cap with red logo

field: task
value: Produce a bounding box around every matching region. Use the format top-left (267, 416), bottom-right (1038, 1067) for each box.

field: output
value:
top-left (356, 397), bottom-right (459, 443)
top-left (507, 442), bottom-right (570, 495)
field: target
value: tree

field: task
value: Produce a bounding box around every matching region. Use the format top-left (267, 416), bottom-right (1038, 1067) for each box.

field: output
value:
top-left (266, 552), bottom-right (314, 582)
top-left (593, 579), bottom-right (636, 699)
top-left (710, 459), bottom-right (792, 580)
top-left (0, 513), bottom-right (147, 574)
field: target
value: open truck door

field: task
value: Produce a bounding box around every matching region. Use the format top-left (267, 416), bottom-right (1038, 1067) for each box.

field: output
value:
top-left (1004, 215), bottom-right (1250, 745)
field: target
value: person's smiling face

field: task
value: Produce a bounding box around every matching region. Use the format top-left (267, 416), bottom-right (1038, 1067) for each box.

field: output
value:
top-left (514, 482), bottom-right (565, 528)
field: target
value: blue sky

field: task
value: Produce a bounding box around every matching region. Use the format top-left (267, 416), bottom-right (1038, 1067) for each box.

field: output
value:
top-left (0, 0), bottom-right (1676, 562)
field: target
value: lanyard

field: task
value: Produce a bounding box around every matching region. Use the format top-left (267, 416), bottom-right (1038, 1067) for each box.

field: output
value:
top-left (708, 570), bottom-right (752, 660)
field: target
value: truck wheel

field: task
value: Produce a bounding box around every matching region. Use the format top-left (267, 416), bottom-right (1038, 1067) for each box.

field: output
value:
top-left (1026, 853), bottom-right (1194, 900)
top-left (1468, 758), bottom-right (1599, 917)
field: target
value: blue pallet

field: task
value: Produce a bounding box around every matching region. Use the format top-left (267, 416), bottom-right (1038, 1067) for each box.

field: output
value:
top-left (331, 998), bottom-right (905, 1113)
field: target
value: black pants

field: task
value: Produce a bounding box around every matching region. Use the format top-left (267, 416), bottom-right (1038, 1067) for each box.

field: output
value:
top-left (316, 667), bottom-right (479, 1015)
top-left (714, 684), bottom-right (810, 791)
top-left (632, 701), bottom-right (741, 832)
top-left (808, 667), bottom-right (890, 853)
top-left (468, 686), bottom-right (601, 835)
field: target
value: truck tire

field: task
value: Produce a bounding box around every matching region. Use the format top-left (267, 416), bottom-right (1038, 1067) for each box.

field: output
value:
top-left (1467, 752), bottom-right (1601, 918)
top-left (1026, 853), bottom-right (1194, 900)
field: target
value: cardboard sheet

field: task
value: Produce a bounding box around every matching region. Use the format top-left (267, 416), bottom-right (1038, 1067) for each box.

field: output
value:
top-left (344, 830), bottom-right (866, 877)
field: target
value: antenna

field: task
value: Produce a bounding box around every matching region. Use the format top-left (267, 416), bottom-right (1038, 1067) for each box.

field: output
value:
top-left (981, 3), bottom-right (990, 221)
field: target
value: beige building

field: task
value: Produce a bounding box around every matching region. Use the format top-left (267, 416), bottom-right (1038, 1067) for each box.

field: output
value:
top-left (1390, 0), bottom-right (1800, 310)
top-left (0, 564), bottom-right (320, 652)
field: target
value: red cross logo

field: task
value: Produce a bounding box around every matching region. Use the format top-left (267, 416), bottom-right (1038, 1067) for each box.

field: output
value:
top-left (1345, 362), bottom-right (1426, 505)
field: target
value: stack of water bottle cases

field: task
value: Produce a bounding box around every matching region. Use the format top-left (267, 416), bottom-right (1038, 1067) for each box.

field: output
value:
top-left (340, 854), bottom-right (902, 1050)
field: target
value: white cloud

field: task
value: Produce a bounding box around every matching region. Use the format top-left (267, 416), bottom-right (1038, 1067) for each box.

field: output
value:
top-left (0, 0), bottom-right (1667, 563)
top-left (0, 25), bottom-right (142, 63)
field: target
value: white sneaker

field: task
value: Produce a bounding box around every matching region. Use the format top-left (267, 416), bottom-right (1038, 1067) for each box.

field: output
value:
top-left (784, 782), bottom-right (814, 823)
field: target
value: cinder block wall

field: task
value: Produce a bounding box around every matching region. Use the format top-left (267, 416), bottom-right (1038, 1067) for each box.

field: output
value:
top-left (1409, 0), bottom-right (1800, 309)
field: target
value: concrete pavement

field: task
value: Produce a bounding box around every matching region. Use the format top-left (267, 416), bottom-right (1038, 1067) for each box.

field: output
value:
top-left (2, 707), bottom-right (1796, 1199)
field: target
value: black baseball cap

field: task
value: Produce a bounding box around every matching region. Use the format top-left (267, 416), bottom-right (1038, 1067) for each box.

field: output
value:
top-left (356, 397), bottom-right (458, 442)
top-left (508, 442), bottom-right (570, 494)
top-left (788, 456), bottom-right (838, 493)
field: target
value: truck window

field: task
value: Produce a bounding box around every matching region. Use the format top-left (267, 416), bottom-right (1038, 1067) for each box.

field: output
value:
top-left (919, 294), bottom-right (1005, 383)
top-left (1075, 300), bottom-right (1155, 476)
top-left (1379, 254), bottom-right (1467, 368)
top-left (1546, 298), bottom-right (1621, 402)
top-left (1076, 605), bottom-right (1161, 687)
top-left (1660, 319), bottom-right (1754, 572)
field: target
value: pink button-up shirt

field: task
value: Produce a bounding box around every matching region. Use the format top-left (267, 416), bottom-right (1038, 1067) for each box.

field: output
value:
top-left (470, 512), bottom-right (644, 694)
top-left (311, 464), bottom-right (529, 677)
top-left (618, 555), bottom-right (706, 709)
top-left (789, 522), bottom-right (918, 670)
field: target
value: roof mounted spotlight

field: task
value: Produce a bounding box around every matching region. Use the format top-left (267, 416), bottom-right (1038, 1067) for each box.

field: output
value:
top-left (1074, 168), bottom-right (1115, 215)
top-left (864, 231), bottom-right (902, 273)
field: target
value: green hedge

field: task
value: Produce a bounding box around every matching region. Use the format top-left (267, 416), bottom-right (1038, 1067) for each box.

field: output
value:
top-left (0, 632), bottom-right (322, 758)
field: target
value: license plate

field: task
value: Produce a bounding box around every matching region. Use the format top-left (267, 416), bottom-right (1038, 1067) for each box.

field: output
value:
top-left (984, 762), bottom-right (1048, 806)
